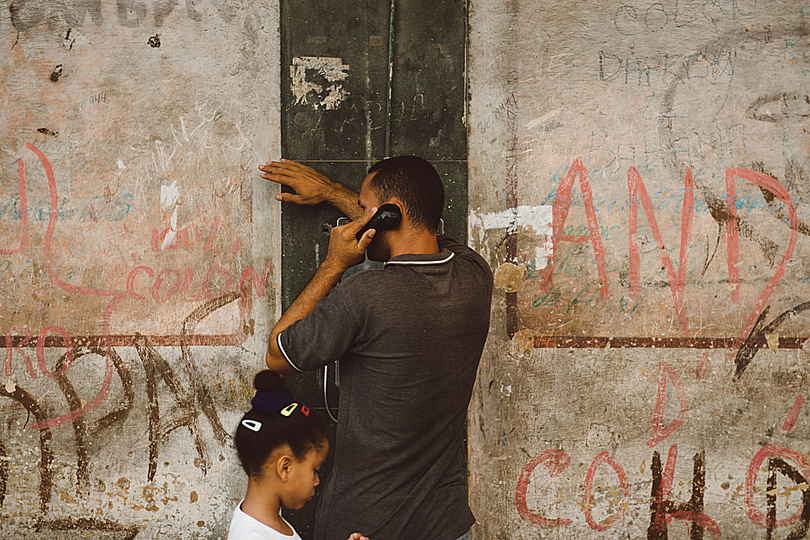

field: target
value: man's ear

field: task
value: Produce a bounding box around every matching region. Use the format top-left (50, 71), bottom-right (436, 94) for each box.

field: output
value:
top-left (389, 198), bottom-right (406, 227)
top-left (276, 454), bottom-right (293, 482)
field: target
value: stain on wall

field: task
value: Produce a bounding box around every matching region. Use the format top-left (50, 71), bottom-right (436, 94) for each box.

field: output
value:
top-left (469, 0), bottom-right (810, 538)
top-left (0, 1), bottom-right (279, 537)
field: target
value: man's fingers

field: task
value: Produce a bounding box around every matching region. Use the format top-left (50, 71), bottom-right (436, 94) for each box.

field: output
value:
top-left (260, 159), bottom-right (309, 177)
top-left (345, 206), bottom-right (377, 235)
top-left (356, 228), bottom-right (375, 250)
top-left (275, 192), bottom-right (303, 204)
top-left (259, 161), bottom-right (303, 183)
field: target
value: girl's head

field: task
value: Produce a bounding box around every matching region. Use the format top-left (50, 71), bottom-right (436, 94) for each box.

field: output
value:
top-left (235, 370), bottom-right (328, 509)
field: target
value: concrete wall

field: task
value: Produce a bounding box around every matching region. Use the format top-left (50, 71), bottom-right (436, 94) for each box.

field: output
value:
top-left (4, 0), bottom-right (810, 538)
top-left (0, 1), bottom-right (278, 537)
top-left (468, 0), bottom-right (810, 538)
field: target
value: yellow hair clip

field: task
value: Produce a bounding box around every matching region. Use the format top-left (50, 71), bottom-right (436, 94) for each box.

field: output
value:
top-left (280, 403), bottom-right (298, 416)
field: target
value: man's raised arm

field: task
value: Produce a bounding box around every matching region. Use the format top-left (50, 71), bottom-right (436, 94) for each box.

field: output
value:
top-left (263, 193), bottom-right (378, 374)
top-left (259, 159), bottom-right (364, 219)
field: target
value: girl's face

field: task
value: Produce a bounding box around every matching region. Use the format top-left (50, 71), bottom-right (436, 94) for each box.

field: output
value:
top-left (282, 441), bottom-right (329, 510)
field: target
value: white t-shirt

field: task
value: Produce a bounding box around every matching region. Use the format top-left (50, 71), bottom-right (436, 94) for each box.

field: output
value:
top-left (228, 501), bottom-right (302, 540)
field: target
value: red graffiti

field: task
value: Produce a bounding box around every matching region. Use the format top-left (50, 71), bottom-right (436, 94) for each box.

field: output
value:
top-left (126, 259), bottom-right (271, 303)
top-left (535, 160), bottom-right (798, 361)
top-left (5, 328), bottom-right (35, 378)
top-left (36, 326), bottom-right (73, 378)
top-left (783, 395), bottom-right (804, 432)
top-left (515, 449), bottom-right (573, 528)
top-left (628, 167), bottom-right (693, 335)
top-left (582, 451), bottom-right (630, 531)
top-left (539, 159), bottom-right (610, 300)
top-left (26, 142), bottom-right (120, 429)
top-left (151, 216), bottom-right (242, 255)
top-left (726, 169), bottom-right (798, 358)
top-left (647, 361), bottom-right (689, 447)
top-left (13, 143), bottom-right (262, 429)
top-left (6, 326), bottom-right (75, 379)
top-left (745, 444), bottom-right (810, 529)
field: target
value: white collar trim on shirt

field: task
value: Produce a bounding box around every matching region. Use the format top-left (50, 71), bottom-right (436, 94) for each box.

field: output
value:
top-left (384, 251), bottom-right (455, 267)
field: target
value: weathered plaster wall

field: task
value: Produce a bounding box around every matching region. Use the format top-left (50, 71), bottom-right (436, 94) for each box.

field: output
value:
top-left (0, 1), bottom-right (279, 537)
top-left (469, 1), bottom-right (810, 538)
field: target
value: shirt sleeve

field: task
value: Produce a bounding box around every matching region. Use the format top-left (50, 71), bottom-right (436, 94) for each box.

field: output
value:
top-left (277, 283), bottom-right (362, 372)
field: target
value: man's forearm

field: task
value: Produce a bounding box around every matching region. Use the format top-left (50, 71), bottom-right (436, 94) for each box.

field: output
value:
top-left (326, 182), bottom-right (362, 220)
top-left (265, 260), bottom-right (346, 373)
top-left (265, 205), bottom-right (375, 374)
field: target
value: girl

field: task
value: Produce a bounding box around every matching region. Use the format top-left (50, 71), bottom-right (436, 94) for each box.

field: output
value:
top-left (229, 370), bottom-right (369, 540)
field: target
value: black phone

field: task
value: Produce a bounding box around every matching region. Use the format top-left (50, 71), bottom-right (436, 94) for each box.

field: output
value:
top-left (355, 203), bottom-right (402, 240)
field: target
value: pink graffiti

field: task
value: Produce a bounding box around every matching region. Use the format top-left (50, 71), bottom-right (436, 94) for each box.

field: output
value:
top-left (515, 449), bottom-right (573, 528)
top-left (582, 451), bottom-right (630, 531)
top-left (783, 395), bottom-right (804, 432)
top-left (24, 142), bottom-right (120, 429)
top-left (540, 160), bottom-right (798, 359)
top-left (647, 362), bottom-right (689, 447)
top-left (14, 143), bottom-right (265, 429)
top-left (745, 443), bottom-right (810, 529)
top-left (726, 168), bottom-right (798, 359)
top-left (126, 260), bottom-right (271, 303)
top-left (539, 158), bottom-right (610, 300)
top-left (628, 167), bottom-right (693, 335)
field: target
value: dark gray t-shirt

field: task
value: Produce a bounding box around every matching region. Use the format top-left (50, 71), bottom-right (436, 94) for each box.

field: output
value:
top-left (278, 237), bottom-right (492, 540)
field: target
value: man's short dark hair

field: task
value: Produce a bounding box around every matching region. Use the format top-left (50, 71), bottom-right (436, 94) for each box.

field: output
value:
top-left (368, 156), bottom-right (444, 233)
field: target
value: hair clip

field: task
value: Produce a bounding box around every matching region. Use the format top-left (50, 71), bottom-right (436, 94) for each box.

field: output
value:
top-left (280, 403), bottom-right (310, 416)
top-left (241, 419), bottom-right (262, 432)
top-left (280, 403), bottom-right (298, 416)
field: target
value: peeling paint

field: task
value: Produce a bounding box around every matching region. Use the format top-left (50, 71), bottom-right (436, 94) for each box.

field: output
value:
top-left (470, 205), bottom-right (552, 268)
top-left (510, 329), bottom-right (534, 355)
top-left (494, 262), bottom-right (525, 292)
top-left (159, 180), bottom-right (181, 249)
top-left (290, 56), bottom-right (350, 110)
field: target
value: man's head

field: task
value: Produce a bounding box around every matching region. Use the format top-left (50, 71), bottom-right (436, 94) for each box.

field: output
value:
top-left (364, 156), bottom-right (444, 234)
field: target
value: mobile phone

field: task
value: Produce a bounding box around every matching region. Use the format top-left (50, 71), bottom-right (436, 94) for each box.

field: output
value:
top-left (337, 212), bottom-right (444, 235)
top-left (355, 203), bottom-right (402, 240)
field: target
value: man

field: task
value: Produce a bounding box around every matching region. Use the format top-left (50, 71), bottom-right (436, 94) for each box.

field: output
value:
top-left (260, 156), bottom-right (492, 540)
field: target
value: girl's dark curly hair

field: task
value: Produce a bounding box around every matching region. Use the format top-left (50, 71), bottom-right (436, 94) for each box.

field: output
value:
top-left (234, 370), bottom-right (327, 478)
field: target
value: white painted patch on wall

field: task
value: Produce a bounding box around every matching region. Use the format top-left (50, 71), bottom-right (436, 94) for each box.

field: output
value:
top-left (290, 56), bottom-right (350, 110)
top-left (160, 179), bottom-right (181, 249)
top-left (469, 205), bottom-right (553, 269)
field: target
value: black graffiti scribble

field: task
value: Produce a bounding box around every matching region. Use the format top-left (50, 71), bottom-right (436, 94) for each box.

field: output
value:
top-left (648, 449), bottom-right (707, 540)
top-left (35, 517), bottom-right (140, 539)
top-left (135, 334), bottom-right (210, 482)
top-left (50, 346), bottom-right (134, 494)
top-left (180, 291), bottom-right (238, 448)
top-left (133, 291), bottom-right (237, 481)
top-left (0, 384), bottom-right (54, 514)
top-left (701, 188), bottom-right (781, 266)
top-left (750, 161), bottom-right (810, 237)
top-left (747, 93), bottom-right (810, 124)
top-left (734, 301), bottom-right (810, 379)
top-left (766, 457), bottom-right (810, 540)
top-left (87, 346), bottom-right (135, 435)
top-left (9, 0), bottom-right (201, 32)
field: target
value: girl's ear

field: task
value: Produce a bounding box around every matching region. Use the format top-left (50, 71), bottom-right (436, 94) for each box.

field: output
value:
top-left (276, 454), bottom-right (293, 482)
